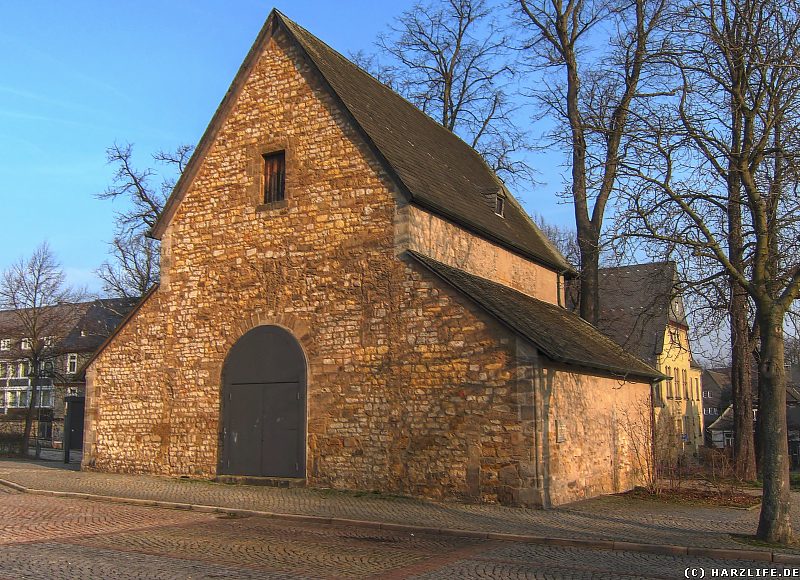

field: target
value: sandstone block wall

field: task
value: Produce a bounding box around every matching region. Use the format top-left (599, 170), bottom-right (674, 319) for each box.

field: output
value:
top-left (397, 204), bottom-right (562, 305)
top-left (541, 367), bottom-right (651, 506)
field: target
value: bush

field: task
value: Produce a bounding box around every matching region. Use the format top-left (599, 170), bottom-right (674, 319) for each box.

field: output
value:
top-left (0, 433), bottom-right (24, 456)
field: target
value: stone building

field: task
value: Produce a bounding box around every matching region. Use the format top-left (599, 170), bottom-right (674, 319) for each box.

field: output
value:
top-left (83, 10), bottom-right (661, 507)
top-left (595, 263), bottom-right (704, 455)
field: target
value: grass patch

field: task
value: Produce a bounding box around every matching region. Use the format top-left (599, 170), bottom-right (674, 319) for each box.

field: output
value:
top-left (624, 486), bottom-right (761, 508)
top-left (738, 473), bottom-right (800, 490)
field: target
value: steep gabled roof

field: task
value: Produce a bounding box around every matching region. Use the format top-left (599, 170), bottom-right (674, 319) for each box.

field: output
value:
top-left (709, 400), bottom-right (800, 433)
top-left (408, 251), bottom-right (662, 381)
top-left (594, 262), bottom-right (686, 364)
top-left (151, 9), bottom-right (570, 274)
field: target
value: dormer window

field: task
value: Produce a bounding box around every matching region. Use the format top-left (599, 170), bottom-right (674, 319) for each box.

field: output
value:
top-left (494, 193), bottom-right (505, 217)
top-left (263, 151), bottom-right (286, 204)
top-left (0, 339), bottom-right (8, 351)
top-left (20, 338), bottom-right (31, 350)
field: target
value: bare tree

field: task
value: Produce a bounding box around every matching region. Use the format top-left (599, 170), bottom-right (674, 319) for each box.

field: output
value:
top-left (515, 0), bottom-right (669, 324)
top-left (95, 232), bottom-right (159, 300)
top-left (618, 0), bottom-right (800, 543)
top-left (532, 213), bottom-right (580, 267)
top-left (353, 0), bottom-right (531, 183)
top-left (96, 143), bottom-right (192, 297)
top-left (0, 243), bottom-right (84, 456)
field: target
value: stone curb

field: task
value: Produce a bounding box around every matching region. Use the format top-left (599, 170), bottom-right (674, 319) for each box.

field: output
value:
top-left (0, 477), bottom-right (791, 564)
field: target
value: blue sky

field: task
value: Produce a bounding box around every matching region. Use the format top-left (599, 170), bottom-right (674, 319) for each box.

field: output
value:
top-left (0, 1), bottom-right (573, 293)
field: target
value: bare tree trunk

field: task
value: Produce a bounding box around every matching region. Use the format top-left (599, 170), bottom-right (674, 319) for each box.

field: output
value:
top-left (577, 232), bottom-right (600, 324)
top-left (756, 306), bottom-right (792, 543)
top-left (730, 296), bottom-right (756, 480)
top-left (20, 381), bottom-right (38, 457)
top-left (726, 95), bottom-right (757, 481)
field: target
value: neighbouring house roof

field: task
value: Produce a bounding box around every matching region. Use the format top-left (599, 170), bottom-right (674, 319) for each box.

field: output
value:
top-left (706, 365), bottom-right (800, 406)
top-left (408, 251), bottom-right (663, 381)
top-left (0, 298), bottom-right (137, 357)
top-left (150, 9), bottom-right (571, 275)
top-left (594, 262), bottom-right (687, 365)
top-left (709, 399), bottom-right (800, 433)
top-left (702, 369), bottom-right (731, 412)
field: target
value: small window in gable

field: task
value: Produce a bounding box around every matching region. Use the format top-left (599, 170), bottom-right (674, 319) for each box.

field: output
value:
top-left (494, 193), bottom-right (505, 217)
top-left (263, 151), bottom-right (286, 204)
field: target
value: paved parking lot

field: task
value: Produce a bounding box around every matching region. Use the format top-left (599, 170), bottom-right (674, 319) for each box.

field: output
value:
top-left (0, 488), bottom-right (796, 579)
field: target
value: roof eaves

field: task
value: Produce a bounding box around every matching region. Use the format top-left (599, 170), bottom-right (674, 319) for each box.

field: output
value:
top-left (406, 251), bottom-right (663, 382)
top-left (278, 13), bottom-right (571, 275)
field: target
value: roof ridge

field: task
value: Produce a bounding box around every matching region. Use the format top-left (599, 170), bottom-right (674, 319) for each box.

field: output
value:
top-left (152, 9), bottom-right (571, 272)
top-left (276, 12), bottom-right (571, 273)
top-left (599, 261), bottom-right (675, 272)
top-left (276, 11), bottom-right (489, 166)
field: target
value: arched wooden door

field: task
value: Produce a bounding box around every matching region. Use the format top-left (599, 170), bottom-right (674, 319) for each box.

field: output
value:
top-left (220, 325), bottom-right (306, 478)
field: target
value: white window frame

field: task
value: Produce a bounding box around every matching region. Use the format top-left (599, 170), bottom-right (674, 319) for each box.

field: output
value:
top-left (67, 353), bottom-right (78, 374)
top-left (37, 387), bottom-right (53, 408)
top-left (0, 339), bottom-right (9, 351)
top-left (20, 338), bottom-right (31, 350)
top-left (494, 193), bottom-right (505, 217)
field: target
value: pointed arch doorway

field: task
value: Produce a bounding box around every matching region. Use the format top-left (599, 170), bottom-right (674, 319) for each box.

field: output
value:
top-left (220, 325), bottom-right (306, 478)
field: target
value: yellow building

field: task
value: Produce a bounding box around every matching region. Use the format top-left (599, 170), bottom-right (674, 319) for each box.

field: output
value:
top-left (597, 263), bottom-right (704, 454)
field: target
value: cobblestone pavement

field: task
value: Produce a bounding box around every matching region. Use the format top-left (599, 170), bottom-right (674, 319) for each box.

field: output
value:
top-left (0, 490), bottom-right (797, 579)
top-left (0, 459), bottom-right (798, 557)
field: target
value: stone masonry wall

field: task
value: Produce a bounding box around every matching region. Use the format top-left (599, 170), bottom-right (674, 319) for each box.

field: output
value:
top-left (397, 204), bottom-right (562, 305)
top-left (85, 28), bottom-right (547, 505)
top-left (538, 365), bottom-right (652, 506)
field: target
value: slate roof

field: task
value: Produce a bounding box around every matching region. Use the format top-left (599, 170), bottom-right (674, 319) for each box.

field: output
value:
top-left (594, 262), bottom-right (686, 365)
top-left (408, 251), bottom-right (662, 380)
top-left (709, 396), bottom-right (800, 433)
top-left (0, 299), bottom-right (137, 356)
top-left (151, 10), bottom-right (571, 274)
